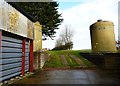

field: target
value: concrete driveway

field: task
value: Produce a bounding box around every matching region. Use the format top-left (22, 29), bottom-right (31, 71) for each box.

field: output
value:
top-left (10, 69), bottom-right (120, 85)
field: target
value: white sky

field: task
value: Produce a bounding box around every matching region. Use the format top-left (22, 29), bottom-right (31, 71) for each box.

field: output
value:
top-left (43, 0), bottom-right (119, 50)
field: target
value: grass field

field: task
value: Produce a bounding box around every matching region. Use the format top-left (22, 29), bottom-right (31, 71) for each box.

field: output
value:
top-left (118, 49), bottom-right (120, 53)
top-left (43, 50), bottom-right (95, 69)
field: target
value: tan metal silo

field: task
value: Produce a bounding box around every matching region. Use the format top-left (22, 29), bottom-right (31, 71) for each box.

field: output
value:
top-left (90, 20), bottom-right (117, 53)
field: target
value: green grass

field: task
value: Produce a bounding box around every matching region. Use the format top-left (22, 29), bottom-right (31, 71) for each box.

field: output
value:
top-left (118, 49), bottom-right (120, 53)
top-left (44, 49), bottom-right (95, 68)
top-left (65, 50), bottom-right (94, 67)
top-left (44, 51), bottom-right (64, 68)
top-left (65, 54), bottom-right (79, 68)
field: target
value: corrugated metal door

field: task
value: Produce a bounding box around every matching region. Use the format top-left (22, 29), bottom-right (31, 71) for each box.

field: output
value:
top-left (25, 41), bottom-right (29, 72)
top-left (0, 35), bottom-right (22, 82)
top-left (0, 32), bottom-right (30, 82)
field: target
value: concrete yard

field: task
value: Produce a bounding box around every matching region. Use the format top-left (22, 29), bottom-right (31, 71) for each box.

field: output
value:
top-left (9, 69), bottom-right (120, 85)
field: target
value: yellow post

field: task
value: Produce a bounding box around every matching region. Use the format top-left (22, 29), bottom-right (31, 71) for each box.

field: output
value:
top-left (33, 22), bottom-right (42, 52)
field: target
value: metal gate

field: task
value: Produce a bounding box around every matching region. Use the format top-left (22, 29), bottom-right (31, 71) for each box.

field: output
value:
top-left (0, 32), bottom-right (30, 82)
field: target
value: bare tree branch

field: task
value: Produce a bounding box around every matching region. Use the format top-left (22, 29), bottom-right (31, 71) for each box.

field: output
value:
top-left (54, 25), bottom-right (74, 50)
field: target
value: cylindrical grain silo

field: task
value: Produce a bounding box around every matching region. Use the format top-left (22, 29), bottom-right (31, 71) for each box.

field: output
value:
top-left (90, 20), bottom-right (117, 53)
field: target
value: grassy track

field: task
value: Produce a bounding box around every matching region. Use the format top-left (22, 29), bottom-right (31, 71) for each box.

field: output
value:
top-left (43, 50), bottom-right (95, 69)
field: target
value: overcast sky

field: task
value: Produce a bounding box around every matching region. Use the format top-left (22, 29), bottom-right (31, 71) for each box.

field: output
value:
top-left (43, 0), bottom-right (119, 50)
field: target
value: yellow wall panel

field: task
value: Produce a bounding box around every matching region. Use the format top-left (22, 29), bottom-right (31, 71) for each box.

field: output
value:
top-left (33, 22), bottom-right (42, 52)
top-left (0, 0), bottom-right (34, 39)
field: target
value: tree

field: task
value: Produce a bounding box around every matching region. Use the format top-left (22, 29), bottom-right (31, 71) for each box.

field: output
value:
top-left (55, 38), bottom-right (63, 47)
top-left (53, 25), bottom-right (74, 50)
top-left (60, 25), bottom-right (74, 44)
top-left (18, 2), bottom-right (63, 39)
top-left (52, 41), bottom-right (73, 50)
top-left (65, 41), bottom-right (73, 50)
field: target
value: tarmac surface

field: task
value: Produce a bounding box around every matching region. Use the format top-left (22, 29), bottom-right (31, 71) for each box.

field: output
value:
top-left (11, 69), bottom-right (120, 85)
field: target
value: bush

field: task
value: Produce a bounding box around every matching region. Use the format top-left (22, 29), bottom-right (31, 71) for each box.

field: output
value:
top-left (52, 42), bottom-right (73, 50)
